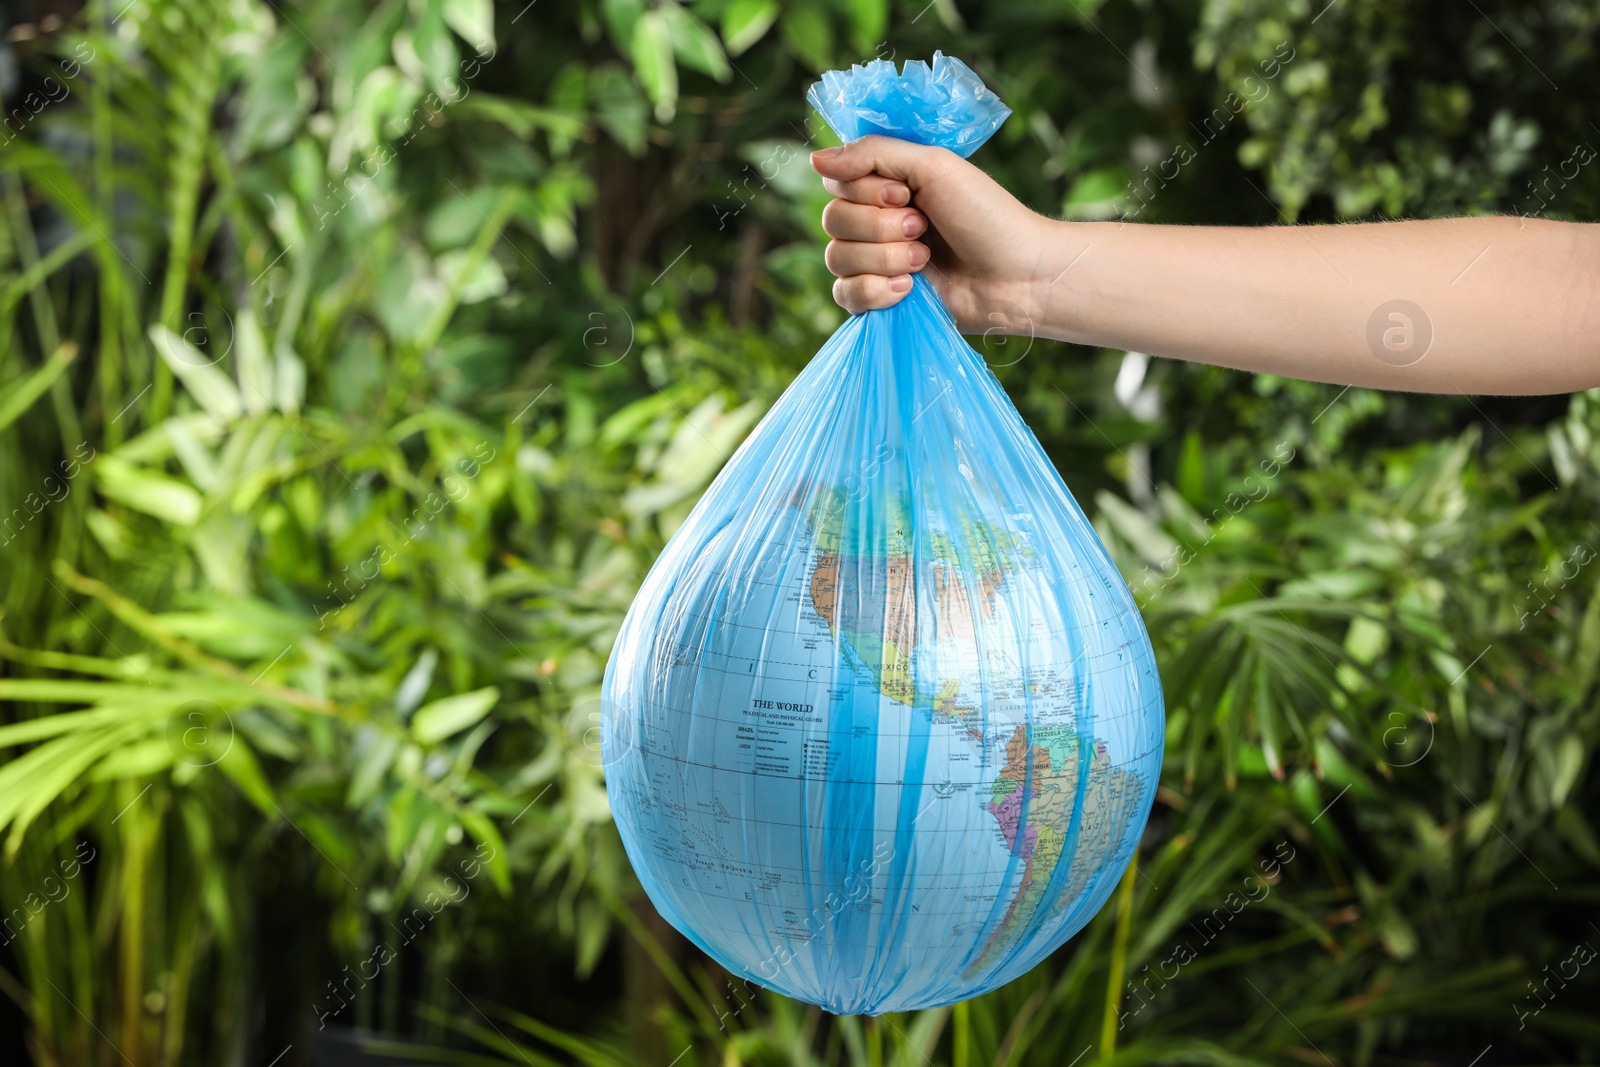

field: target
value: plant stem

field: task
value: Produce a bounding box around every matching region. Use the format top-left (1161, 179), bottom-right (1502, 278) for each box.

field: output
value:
top-left (414, 186), bottom-right (521, 355)
top-left (153, 4), bottom-right (220, 422)
top-left (0, 344), bottom-right (76, 435)
top-left (1099, 855), bottom-right (1139, 1060)
top-left (118, 784), bottom-right (150, 1061)
top-left (50, 561), bottom-right (339, 715)
top-left (92, 1), bottom-right (123, 446)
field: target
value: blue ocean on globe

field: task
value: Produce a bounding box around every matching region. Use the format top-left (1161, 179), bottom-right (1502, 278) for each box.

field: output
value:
top-left (601, 53), bottom-right (1165, 1015)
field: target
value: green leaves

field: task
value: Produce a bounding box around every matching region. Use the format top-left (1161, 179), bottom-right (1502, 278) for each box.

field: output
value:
top-left (846, 0), bottom-right (888, 53)
top-left (780, 6), bottom-right (833, 73)
top-left (150, 325), bottom-right (243, 422)
top-left (1064, 167), bottom-right (1128, 218)
top-left (0, 669), bottom-right (291, 854)
top-left (232, 34), bottom-right (314, 153)
top-left (601, 0), bottom-right (646, 44)
top-left (622, 2), bottom-right (733, 121)
top-left (590, 62), bottom-right (649, 155)
top-left (94, 454), bottom-right (204, 526)
top-left (721, 0), bottom-right (777, 56)
top-left (630, 9), bottom-right (678, 121)
top-left (441, 0), bottom-right (494, 53)
top-left (0, 719), bottom-right (150, 853)
top-left (411, 686), bottom-right (500, 744)
top-left (0, 342), bottom-right (75, 434)
top-left (664, 6), bottom-right (731, 83)
top-left (234, 308), bottom-right (275, 416)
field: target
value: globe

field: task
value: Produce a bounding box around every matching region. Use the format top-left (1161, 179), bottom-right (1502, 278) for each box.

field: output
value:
top-left (601, 341), bottom-right (1166, 1015)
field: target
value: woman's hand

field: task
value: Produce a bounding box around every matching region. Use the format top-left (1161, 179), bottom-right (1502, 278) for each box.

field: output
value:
top-left (810, 136), bottom-right (1062, 336)
top-left (814, 137), bottom-right (1600, 395)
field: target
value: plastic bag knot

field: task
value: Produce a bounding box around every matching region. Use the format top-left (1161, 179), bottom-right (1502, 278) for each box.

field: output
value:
top-left (806, 52), bottom-right (1010, 159)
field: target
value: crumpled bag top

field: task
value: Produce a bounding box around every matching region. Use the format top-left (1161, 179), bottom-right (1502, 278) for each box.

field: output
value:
top-left (806, 51), bottom-right (1011, 158)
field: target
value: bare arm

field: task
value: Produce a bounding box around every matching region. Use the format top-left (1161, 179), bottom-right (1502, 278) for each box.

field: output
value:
top-left (811, 137), bottom-right (1600, 396)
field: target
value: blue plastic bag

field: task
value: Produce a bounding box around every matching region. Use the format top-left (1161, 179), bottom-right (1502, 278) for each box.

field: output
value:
top-left (602, 53), bottom-right (1165, 1016)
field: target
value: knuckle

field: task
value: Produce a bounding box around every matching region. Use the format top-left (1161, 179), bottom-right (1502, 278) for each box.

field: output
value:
top-left (832, 276), bottom-right (856, 310)
top-left (823, 177), bottom-right (859, 201)
top-left (820, 199), bottom-right (847, 236)
top-left (823, 241), bottom-right (846, 276)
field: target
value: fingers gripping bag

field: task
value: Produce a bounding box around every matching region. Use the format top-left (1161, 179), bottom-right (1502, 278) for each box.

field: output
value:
top-left (601, 53), bottom-right (1165, 1015)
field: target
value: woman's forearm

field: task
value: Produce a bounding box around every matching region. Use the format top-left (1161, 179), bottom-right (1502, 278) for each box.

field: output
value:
top-left (811, 139), bottom-right (1600, 395)
top-left (1034, 216), bottom-right (1600, 395)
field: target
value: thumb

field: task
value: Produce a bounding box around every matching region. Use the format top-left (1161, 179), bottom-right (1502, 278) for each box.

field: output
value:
top-left (810, 135), bottom-right (956, 191)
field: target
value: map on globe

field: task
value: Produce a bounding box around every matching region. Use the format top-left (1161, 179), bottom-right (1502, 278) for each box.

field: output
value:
top-left (804, 489), bottom-right (1148, 975)
top-left (606, 479), bottom-right (1160, 1011)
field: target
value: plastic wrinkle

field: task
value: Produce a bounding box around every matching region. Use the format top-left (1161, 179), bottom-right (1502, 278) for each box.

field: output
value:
top-left (805, 51), bottom-right (1011, 158)
top-left (602, 58), bottom-right (1163, 1017)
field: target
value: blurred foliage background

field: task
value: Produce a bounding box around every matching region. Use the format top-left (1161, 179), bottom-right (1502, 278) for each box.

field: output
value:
top-left (1, 0), bottom-right (1598, 1064)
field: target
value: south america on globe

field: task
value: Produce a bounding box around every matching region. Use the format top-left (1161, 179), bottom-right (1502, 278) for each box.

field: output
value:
top-left (600, 53), bottom-right (1165, 1015)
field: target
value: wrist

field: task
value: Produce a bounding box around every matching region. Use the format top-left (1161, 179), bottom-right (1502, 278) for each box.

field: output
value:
top-left (1024, 218), bottom-right (1097, 344)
